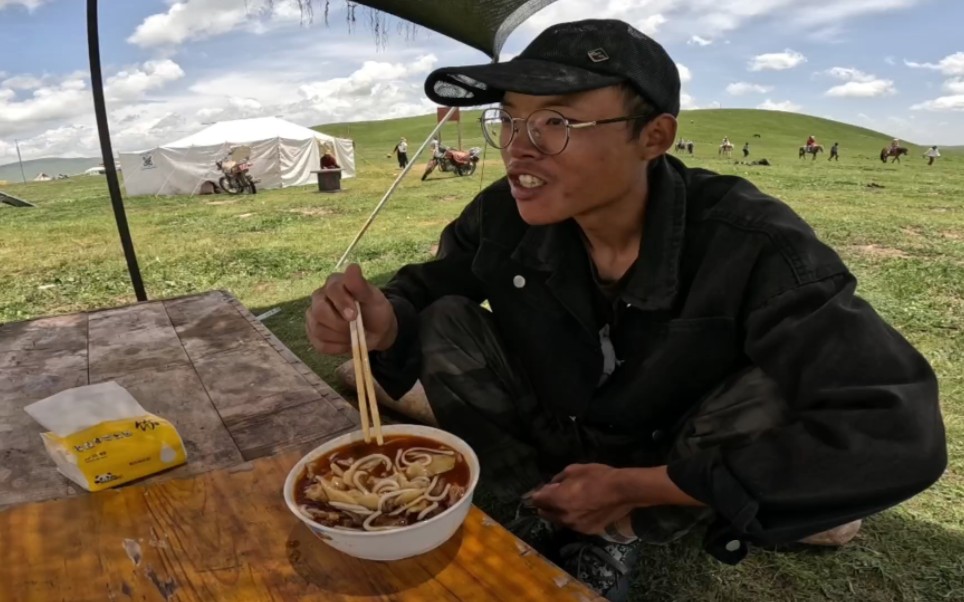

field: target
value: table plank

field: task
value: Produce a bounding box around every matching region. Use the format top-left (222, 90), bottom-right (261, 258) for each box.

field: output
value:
top-left (0, 314), bottom-right (90, 508)
top-left (88, 303), bottom-right (190, 382)
top-left (0, 452), bottom-right (604, 602)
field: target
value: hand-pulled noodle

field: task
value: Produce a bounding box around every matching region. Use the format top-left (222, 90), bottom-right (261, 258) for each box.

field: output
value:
top-left (295, 435), bottom-right (469, 531)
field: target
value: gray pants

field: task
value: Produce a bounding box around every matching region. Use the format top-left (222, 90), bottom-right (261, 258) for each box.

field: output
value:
top-left (418, 296), bottom-right (790, 543)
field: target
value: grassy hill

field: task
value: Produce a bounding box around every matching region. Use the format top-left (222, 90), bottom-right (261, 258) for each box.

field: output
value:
top-left (317, 108), bottom-right (945, 165)
top-left (0, 156), bottom-right (101, 183)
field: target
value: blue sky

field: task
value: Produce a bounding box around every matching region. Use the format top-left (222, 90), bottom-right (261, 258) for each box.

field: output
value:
top-left (1, 0), bottom-right (963, 164)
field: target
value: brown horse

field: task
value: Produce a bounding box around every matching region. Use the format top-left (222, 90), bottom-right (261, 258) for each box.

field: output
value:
top-left (799, 144), bottom-right (823, 160)
top-left (880, 146), bottom-right (909, 163)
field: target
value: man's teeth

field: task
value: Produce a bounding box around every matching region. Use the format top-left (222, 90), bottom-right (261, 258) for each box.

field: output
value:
top-left (518, 174), bottom-right (546, 188)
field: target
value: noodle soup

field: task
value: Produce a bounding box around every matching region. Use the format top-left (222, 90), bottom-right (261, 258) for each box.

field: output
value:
top-left (294, 435), bottom-right (470, 532)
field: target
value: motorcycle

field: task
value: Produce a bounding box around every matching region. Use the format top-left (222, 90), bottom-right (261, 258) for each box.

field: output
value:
top-left (421, 146), bottom-right (482, 180)
top-left (216, 146), bottom-right (257, 194)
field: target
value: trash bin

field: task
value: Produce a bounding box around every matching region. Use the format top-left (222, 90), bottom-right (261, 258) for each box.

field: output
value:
top-left (316, 168), bottom-right (342, 193)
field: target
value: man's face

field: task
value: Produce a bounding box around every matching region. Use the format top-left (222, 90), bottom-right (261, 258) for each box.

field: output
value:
top-left (500, 86), bottom-right (655, 226)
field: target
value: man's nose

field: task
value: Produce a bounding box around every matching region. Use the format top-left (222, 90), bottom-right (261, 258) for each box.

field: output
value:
top-left (504, 123), bottom-right (541, 160)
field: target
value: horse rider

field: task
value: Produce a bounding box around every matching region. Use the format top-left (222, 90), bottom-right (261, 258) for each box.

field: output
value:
top-left (890, 138), bottom-right (901, 152)
top-left (806, 135), bottom-right (816, 152)
top-left (722, 136), bottom-right (731, 147)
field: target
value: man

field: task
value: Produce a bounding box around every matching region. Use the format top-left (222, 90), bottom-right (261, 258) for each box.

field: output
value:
top-left (806, 134), bottom-right (816, 150)
top-left (742, 142), bottom-right (750, 158)
top-left (307, 19), bottom-right (945, 600)
top-left (829, 142), bottom-right (840, 161)
top-left (391, 137), bottom-right (409, 168)
top-left (925, 145), bottom-right (940, 166)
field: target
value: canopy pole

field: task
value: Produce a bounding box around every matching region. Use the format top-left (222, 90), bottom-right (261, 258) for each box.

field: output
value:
top-left (87, 0), bottom-right (147, 301)
top-left (334, 106), bottom-right (458, 270)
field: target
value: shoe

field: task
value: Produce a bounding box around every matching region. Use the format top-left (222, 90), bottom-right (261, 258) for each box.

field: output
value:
top-left (504, 498), bottom-right (557, 556)
top-left (799, 519), bottom-right (862, 547)
top-left (556, 536), bottom-right (639, 602)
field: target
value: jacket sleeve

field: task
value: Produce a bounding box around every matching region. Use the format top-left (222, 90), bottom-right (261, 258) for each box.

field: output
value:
top-left (667, 271), bottom-right (946, 558)
top-left (368, 193), bottom-right (488, 399)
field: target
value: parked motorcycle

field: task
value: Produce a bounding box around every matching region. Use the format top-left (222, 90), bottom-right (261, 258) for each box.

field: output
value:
top-left (216, 146), bottom-right (257, 194)
top-left (421, 146), bottom-right (482, 180)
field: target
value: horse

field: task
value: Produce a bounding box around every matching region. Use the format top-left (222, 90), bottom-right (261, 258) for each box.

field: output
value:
top-left (799, 144), bottom-right (823, 160)
top-left (719, 143), bottom-right (733, 157)
top-left (675, 139), bottom-right (696, 155)
top-left (880, 146), bottom-right (909, 163)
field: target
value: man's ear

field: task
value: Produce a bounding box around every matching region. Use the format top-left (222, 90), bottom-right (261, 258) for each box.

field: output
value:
top-left (637, 114), bottom-right (678, 160)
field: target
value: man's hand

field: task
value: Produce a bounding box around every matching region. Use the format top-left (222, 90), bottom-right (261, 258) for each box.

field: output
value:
top-left (305, 263), bottom-right (398, 355)
top-left (529, 464), bottom-right (706, 536)
top-left (529, 463), bottom-right (634, 536)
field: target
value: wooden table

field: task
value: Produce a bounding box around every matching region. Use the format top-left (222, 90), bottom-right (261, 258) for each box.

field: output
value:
top-left (0, 291), bottom-right (603, 601)
top-left (0, 290), bottom-right (359, 508)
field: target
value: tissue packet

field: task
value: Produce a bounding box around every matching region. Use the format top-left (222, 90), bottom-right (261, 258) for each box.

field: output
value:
top-left (24, 381), bottom-right (187, 492)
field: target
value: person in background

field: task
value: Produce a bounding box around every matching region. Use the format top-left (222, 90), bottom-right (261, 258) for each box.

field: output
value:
top-left (829, 142), bottom-right (840, 161)
top-left (321, 146), bottom-right (340, 169)
top-left (924, 145), bottom-right (941, 166)
top-left (805, 134), bottom-right (816, 151)
top-left (391, 137), bottom-right (409, 168)
top-left (742, 142), bottom-right (750, 158)
top-left (890, 138), bottom-right (901, 152)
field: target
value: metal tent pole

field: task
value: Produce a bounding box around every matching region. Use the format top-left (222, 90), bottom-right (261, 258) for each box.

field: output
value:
top-left (87, 0), bottom-right (147, 301)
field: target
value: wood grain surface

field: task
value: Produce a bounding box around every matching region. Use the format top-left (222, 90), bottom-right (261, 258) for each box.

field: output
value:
top-left (0, 451), bottom-right (604, 602)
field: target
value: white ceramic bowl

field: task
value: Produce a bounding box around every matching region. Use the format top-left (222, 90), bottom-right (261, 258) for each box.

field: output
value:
top-left (283, 424), bottom-right (480, 561)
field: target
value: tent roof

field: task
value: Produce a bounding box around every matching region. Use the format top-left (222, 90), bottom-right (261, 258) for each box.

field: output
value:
top-left (353, 0), bottom-right (557, 58)
top-left (164, 116), bottom-right (344, 148)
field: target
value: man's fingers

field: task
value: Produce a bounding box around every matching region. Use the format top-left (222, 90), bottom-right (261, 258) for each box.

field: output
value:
top-left (343, 263), bottom-right (374, 305)
top-left (320, 274), bottom-right (359, 321)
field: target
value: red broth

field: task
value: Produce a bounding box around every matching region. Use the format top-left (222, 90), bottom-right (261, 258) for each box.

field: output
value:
top-left (294, 435), bottom-right (470, 530)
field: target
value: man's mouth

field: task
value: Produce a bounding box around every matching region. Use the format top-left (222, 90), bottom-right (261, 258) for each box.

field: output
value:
top-left (517, 174), bottom-right (546, 189)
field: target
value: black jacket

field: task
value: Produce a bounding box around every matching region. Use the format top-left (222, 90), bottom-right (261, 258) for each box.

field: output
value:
top-left (372, 154), bottom-right (946, 561)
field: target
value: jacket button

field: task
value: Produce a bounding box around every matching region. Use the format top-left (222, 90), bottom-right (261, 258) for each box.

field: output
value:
top-left (725, 540), bottom-right (741, 552)
top-left (513, 275), bottom-right (526, 288)
top-left (651, 430), bottom-right (664, 442)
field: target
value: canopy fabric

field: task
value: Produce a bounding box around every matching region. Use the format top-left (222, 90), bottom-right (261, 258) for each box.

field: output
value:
top-left (118, 117), bottom-right (354, 197)
top-left (353, 0), bottom-right (557, 58)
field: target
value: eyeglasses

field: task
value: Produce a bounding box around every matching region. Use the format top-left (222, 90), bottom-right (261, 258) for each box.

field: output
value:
top-left (479, 107), bottom-right (655, 156)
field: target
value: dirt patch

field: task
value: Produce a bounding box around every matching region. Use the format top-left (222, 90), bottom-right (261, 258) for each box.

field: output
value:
top-left (847, 244), bottom-right (910, 259)
top-left (439, 195), bottom-right (460, 202)
top-left (206, 199), bottom-right (238, 206)
top-left (236, 213), bottom-right (255, 219)
top-left (901, 227), bottom-right (925, 238)
top-left (429, 243), bottom-right (439, 256)
top-left (941, 231), bottom-right (963, 241)
top-left (288, 208), bottom-right (333, 217)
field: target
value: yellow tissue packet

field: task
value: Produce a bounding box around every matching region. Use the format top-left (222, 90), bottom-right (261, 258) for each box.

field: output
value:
top-left (24, 382), bottom-right (188, 492)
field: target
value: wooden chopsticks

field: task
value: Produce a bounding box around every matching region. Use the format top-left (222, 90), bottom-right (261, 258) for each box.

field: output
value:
top-left (349, 301), bottom-right (383, 445)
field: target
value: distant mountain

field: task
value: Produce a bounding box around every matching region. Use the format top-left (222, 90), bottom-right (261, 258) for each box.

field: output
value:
top-left (0, 157), bottom-right (101, 182)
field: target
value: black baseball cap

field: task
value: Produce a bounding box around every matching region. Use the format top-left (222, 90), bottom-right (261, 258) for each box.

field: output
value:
top-left (424, 19), bottom-right (681, 116)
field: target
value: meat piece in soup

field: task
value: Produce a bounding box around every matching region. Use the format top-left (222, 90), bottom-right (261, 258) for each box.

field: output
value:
top-left (295, 435), bottom-right (470, 531)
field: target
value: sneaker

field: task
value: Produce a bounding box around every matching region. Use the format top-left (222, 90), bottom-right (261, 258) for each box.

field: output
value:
top-left (557, 536), bottom-right (639, 602)
top-left (505, 498), bottom-right (557, 556)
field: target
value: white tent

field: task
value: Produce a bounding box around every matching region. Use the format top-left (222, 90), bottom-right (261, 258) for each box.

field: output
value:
top-left (33, 172), bottom-right (51, 182)
top-left (85, 166), bottom-right (106, 176)
top-left (118, 117), bottom-right (355, 196)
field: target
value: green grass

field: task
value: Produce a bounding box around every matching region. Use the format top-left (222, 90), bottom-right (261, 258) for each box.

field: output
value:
top-left (2, 109), bottom-right (963, 601)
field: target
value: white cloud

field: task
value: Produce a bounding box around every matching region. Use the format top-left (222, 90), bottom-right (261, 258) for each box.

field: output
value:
top-left (127, 0), bottom-right (303, 48)
top-left (0, 76), bottom-right (90, 128)
top-left (821, 67), bottom-right (895, 97)
top-left (826, 80), bottom-right (896, 97)
top-left (687, 35), bottom-right (713, 46)
top-left (676, 63), bottom-right (692, 84)
top-left (105, 60), bottom-right (185, 101)
top-left (911, 95), bottom-right (964, 112)
top-left (904, 52), bottom-right (964, 76)
top-left (0, 0), bottom-right (46, 10)
top-left (1, 74), bottom-right (44, 90)
top-left (944, 79), bottom-right (964, 94)
top-left (636, 14), bottom-right (667, 36)
top-left (726, 82), bottom-right (772, 95)
top-left (825, 67), bottom-right (876, 82)
top-left (885, 56), bottom-right (897, 66)
top-left (680, 92), bottom-right (698, 110)
top-left (757, 98), bottom-right (802, 112)
top-left (748, 49), bottom-right (806, 71)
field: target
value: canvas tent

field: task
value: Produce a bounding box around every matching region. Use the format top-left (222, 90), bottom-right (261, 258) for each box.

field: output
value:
top-left (33, 172), bottom-right (51, 182)
top-left (118, 117), bottom-right (355, 197)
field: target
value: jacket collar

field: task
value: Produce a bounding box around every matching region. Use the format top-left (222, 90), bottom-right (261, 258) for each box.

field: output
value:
top-left (509, 155), bottom-right (687, 312)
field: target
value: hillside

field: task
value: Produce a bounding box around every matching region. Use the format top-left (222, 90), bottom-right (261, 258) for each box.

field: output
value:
top-left (317, 108), bottom-right (941, 164)
top-left (0, 157), bottom-right (101, 183)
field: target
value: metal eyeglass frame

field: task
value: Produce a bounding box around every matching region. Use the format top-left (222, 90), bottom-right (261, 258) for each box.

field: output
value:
top-left (479, 108), bottom-right (656, 156)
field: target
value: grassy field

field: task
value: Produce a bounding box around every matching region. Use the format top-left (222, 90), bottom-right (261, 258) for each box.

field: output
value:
top-left (2, 109), bottom-right (963, 601)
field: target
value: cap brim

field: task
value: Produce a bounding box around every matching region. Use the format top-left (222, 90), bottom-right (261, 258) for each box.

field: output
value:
top-left (424, 58), bottom-right (625, 107)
